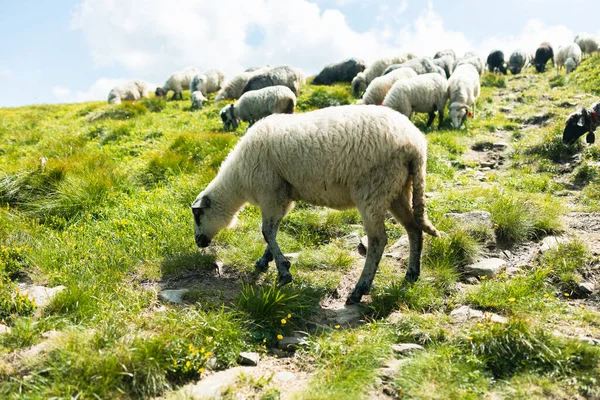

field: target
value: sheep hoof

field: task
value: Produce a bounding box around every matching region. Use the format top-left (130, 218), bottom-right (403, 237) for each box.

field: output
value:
top-left (277, 272), bottom-right (293, 287)
top-left (345, 294), bottom-right (362, 305)
top-left (404, 272), bottom-right (419, 283)
top-left (255, 258), bottom-right (270, 273)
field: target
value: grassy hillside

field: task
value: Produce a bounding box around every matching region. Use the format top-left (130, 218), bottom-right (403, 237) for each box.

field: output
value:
top-left (1, 58), bottom-right (600, 399)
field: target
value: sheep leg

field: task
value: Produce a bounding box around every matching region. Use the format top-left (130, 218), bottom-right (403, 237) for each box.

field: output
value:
top-left (426, 111), bottom-right (435, 128)
top-left (261, 215), bottom-right (293, 286)
top-left (255, 246), bottom-right (273, 272)
top-left (389, 193), bottom-right (423, 283)
top-left (438, 107), bottom-right (445, 130)
top-left (347, 212), bottom-right (386, 304)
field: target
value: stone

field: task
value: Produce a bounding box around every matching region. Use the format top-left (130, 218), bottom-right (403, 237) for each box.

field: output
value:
top-left (445, 211), bottom-right (493, 229)
top-left (158, 289), bottom-right (190, 304)
top-left (178, 367), bottom-right (253, 399)
top-left (278, 335), bottom-right (308, 352)
top-left (378, 358), bottom-right (407, 381)
top-left (343, 232), bottom-right (361, 248)
top-left (0, 324), bottom-right (11, 335)
top-left (40, 330), bottom-right (60, 340)
top-left (18, 285), bottom-right (66, 308)
top-left (450, 305), bottom-right (507, 324)
top-left (284, 252), bottom-right (300, 260)
top-left (332, 304), bottom-right (363, 325)
top-left (274, 371), bottom-right (296, 382)
top-left (577, 335), bottom-right (600, 346)
top-left (576, 281), bottom-right (595, 297)
top-left (238, 351), bottom-right (259, 366)
top-left (384, 236), bottom-right (410, 259)
top-left (391, 343), bottom-right (424, 355)
top-left (540, 236), bottom-right (569, 253)
top-left (386, 311), bottom-right (406, 324)
top-left (465, 276), bottom-right (480, 285)
top-left (505, 266), bottom-right (521, 277)
top-left (493, 142), bottom-right (509, 151)
top-left (464, 258), bottom-right (507, 278)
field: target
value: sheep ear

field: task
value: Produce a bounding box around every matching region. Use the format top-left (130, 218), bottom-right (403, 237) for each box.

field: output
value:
top-left (192, 196), bottom-right (210, 209)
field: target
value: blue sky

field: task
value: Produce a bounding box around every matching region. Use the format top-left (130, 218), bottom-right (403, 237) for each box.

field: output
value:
top-left (0, 0), bottom-right (597, 108)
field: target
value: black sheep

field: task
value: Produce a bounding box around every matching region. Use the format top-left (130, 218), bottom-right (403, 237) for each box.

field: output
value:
top-left (486, 50), bottom-right (507, 74)
top-left (563, 101), bottom-right (600, 145)
top-left (534, 42), bottom-right (554, 73)
top-left (312, 58), bottom-right (366, 85)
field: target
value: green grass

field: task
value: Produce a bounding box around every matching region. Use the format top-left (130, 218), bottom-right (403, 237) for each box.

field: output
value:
top-left (1, 67), bottom-right (600, 398)
top-left (570, 54), bottom-right (600, 94)
top-left (481, 72), bottom-right (506, 88)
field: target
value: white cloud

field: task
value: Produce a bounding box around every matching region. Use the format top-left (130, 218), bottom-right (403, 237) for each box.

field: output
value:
top-left (478, 19), bottom-right (574, 56)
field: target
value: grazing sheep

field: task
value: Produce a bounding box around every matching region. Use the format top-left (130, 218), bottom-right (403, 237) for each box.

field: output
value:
top-left (563, 100), bottom-right (600, 145)
top-left (508, 49), bottom-right (528, 74)
top-left (384, 57), bottom-right (438, 76)
top-left (191, 105), bottom-right (440, 304)
top-left (351, 53), bottom-right (416, 97)
top-left (108, 80), bottom-right (150, 104)
top-left (574, 33), bottom-right (600, 58)
top-left (191, 91), bottom-right (208, 110)
top-left (455, 56), bottom-right (485, 76)
top-left (190, 70), bottom-right (226, 96)
top-left (383, 73), bottom-right (449, 129)
top-left (155, 67), bottom-right (199, 101)
top-left (487, 50), bottom-right (507, 74)
top-left (554, 43), bottom-right (582, 75)
top-left (534, 42), bottom-right (554, 73)
top-left (241, 66), bottom-right (305, 97)
top-left (357, 67), bottom-right (417, 105)
top-left (434, 49), bottom-right (456, 60)
top-left (447, 64), bottom-right (481, 129)
top-left (214, 66), bottom-right (272, 102)
top-left (313, 58), bottom-right (367, 85)
top-left (219, 85), bottom-right (296, 130)
top-left (433, 55), bottom-right (454, 78)
top-left (245, 65), bottom-right (272, 72)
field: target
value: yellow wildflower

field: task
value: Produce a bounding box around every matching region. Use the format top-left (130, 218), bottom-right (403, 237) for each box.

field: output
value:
top-left (199, 367), bottom-right (205, 374)
top-left (508, 297), bottom-right (516, 302)
top-left (281, 318), bottom-right (287, 325)
top-left (543, 293), bottom-right (549, 297)
top-left (287, 314), bottom-right (292, 319)
top-left (335, 325), bottom-right (340, 329)
top-left (277, 334), bottom-right (283, 340)
top-left (205, 351), bottom-right (213, 358)
top-left (200, 347), bottom-right (205, 353)
top-left (185, 361), bottom-right (191, 368)
top-left (263, 339), bottom-right (267, 343)
top-left (466, 336), bottom-right (473, 340)
top-left (564, 293), bottom-right (570, 297)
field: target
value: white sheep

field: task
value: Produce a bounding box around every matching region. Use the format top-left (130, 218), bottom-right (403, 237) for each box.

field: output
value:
top-left (351, 53), bottom-right (416, 97)
top-left (107, 80), bottom-right (150, 104)
top-left (383, 73), bottom-right (449, 129)
top-left (455, 56), bottom-right (485, 76)
top-left (191, 105), bottom-right (440, 304)
top-left (190, 70), bottom-right (226, 96)
top-left (241, 66), bottom-right (305, 97)
top-left (356, 68), bottom-right (417, 105)
top-left (574, 33), bottom-right (600, 58)
top-left (191, 91), bottom-right (208, 110)
top-left (447, 64), bottom-right (481, 129)
top-left (219, 85), bottom-right (296, 130)
top-left (155, 67), bottom-right (199, 101)
top-left (214, 66), bottom-right (272, 102)
top-left (554, 43), bottom-right (582, 75)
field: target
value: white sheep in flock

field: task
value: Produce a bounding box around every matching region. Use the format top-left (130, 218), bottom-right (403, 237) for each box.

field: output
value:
top-left (356, 67), bottom-right (418, 105)
top-left (219, 85), bottom-right (296, 130)
top-left (351, 54), bottom-right (416, 97)
top-left (155, 67), bottom-right (199, 101)
top-left (554, 43), bottom-right (582, 75)
top-left (383, 73), bottom-right (449, 129)
top-left (107, 80), bottom-right (150, 104)
top-left (214, 66), bottom-right (272, 102)
top-left (191, 91), bottom-right (208, 110)
top-left (448, 64), bottom-right (481, 129)
top-left (574, 33), bottom-right (600, 58)
top-left (191, 105), bottom-right (440, 304)
top-left (190, 70), bottom-right (226, 96)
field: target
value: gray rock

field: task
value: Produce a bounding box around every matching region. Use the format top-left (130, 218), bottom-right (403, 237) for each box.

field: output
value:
top-left (464, 258), bottom-right (507, 278)
top-left (332, 304), bottom-right (363, 325)
top-left (540, 236), bottom-right (569, 253)
top-left (158, 289), bottom-right (190, 304)
top-left (391, 343), bottom-right (424, 355)
top-left (18, 285), bottom-right (66, 308)
top-left (577, 335), bottom-right (600, 346)
top-left (577, 281), bottom-right (595, 297)
top-left (505, 266), bottom-right (521, 277)
top-left (493, 142), bottom-right (509, 151)
top-left (178, 367), bottom-right (253, 399)
top-left (378, 358), bottom-right (407, 381)
top-left (278, 335), bottom-right (308, 352)
top-left (274, 371), bottom-right (296, 382)
top-left (445, 211), bottom-right (492, 227)
top-left (386, 311), bottom-right (406, 324)
top-left (284, 252), bottom-right (300, 260)
top-left (386, 236), bottom-right (409, 260)
top-left (343, 232), bottom-right (361, 248)
top-left (0, 324), bottom-right (10, 335)
top-left (450, 305), bottom-right (508, 324)
top-left (238, 351), bottom-right (259, 366)
top-left (465, 276), bottom-right (480, 284)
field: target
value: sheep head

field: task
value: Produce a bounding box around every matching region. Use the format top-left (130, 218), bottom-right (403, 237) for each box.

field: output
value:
top-left (191, 192), bottom-right (237, 248)
top-left (155, 87), bottom-right (167, 99)
top-left (563, 108), bottom-right (594, 144)
top-left (219, 104), bottom-right (238, 130)
top-left (449, 103), bottom-right (469, 129)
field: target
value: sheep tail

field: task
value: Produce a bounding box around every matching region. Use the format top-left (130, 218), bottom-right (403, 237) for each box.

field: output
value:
top-left (411, 154), bottom-right (440, 237)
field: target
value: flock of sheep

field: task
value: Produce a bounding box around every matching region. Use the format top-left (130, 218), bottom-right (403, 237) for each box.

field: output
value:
top-left (105, 33), bottom-right (599, 305)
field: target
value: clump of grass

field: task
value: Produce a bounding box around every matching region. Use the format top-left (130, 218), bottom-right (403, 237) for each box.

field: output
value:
top-left (236, 282), bottom-right (319, 340)
top-left (0, 278), bottom-right (36, 323)
top-left (141, 97), bottom-right (167, 113)
top-left (540, 239), bottom-right (591, 294)
top-left (481, 73), bottom-right (506, 88)
top-left (86, 102), bottom-right (148, 121)
top-left (549, 75), bottom-right (566, 88)
top-left (0, 317), bottom-right (40, 348)
top-left (371, 279), bottom-right (448, 315)
top-left (296, 86), bottom-right (352, 111)
top-left (281, 208), bottom-right (349, 247)
top-left (573, 162), bottom-right (600, 185)
top-left (1, 244), bottom-right (29, 278)
top-left (521, 124), bottom-right (583, 163)
top-left (424, 227), bottom-right (482, 270)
